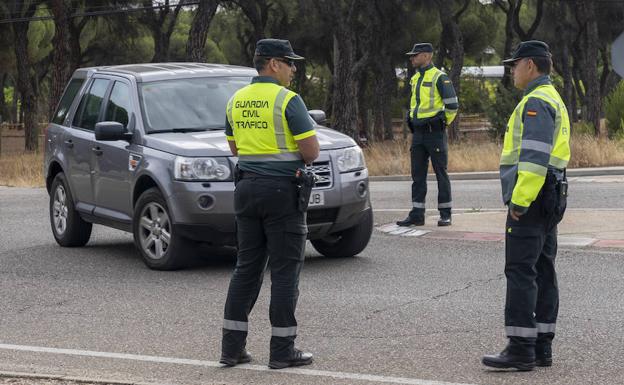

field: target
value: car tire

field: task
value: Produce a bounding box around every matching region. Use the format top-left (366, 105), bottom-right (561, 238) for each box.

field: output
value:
top-left (311, 208), bottom-right (373, 258)
top-left (133, 187), bottom-right (190, 270)
top-left (49, 172), bottom-right (92, 247)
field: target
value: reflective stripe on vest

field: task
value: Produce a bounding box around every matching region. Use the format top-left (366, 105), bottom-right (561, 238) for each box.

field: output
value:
top-left (226, 82), bottom-right (300, 160)
top-left (410, 67), bottom-right (445, 119)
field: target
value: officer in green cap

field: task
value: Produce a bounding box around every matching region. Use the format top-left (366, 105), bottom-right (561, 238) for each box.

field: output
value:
top-left (482, 40), bottom-right (570, 371)
top-left (220, 38), bottom-right (318, 370)
top-left (397, 42), bottom-right (459, 227)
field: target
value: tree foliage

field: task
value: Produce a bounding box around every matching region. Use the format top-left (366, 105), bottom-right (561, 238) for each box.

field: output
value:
top-left (0, 0), bottom-right (621, 150)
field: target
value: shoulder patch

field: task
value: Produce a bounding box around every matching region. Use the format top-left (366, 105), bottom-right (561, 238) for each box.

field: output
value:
top-left (526, 110), bottom-right (538, 117)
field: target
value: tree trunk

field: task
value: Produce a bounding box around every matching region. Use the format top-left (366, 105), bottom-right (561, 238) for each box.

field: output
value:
top-left (494, 0), bottom-right (516, 89)
top-left (49, 0), bottom-right (73, 120)
top-left (11, 5), bottom-right (38, 151)
top-left (436, 0), bottom-right (469, 143)
top-left (332, 31), bottom-right (358, 139)
top-left (140, 0), bottom-right (184, 63)
top-left (356, 71), bottom-right (369, 142)
top-left (576, 0), bottom-right (602, 136)
top-left (186, 0), bottom-right (219, 61)
top-left (0, 74), bottom-right (8, 123)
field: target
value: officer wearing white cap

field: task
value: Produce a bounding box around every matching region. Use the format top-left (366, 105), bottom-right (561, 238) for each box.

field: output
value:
top-left (220, 38), bottom-right (319, 369)
top-left (397, 43), bottom-right (458, 227)
top-left (482, 40), bottom-right (570, 371)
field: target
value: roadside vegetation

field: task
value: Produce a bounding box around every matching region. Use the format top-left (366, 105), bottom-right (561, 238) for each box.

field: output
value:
top-left (364, 132), bottom-right (624, 176)
top-left (1, 130), bottom-right (623, 187)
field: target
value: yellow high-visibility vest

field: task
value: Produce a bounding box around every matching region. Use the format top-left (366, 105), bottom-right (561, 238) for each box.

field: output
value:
top-left (409, 67), bottom-right (445, 120)
top-left (226, 82), bottom-right (313, 162)
top-left (500, 83), bottom-right (571, 209)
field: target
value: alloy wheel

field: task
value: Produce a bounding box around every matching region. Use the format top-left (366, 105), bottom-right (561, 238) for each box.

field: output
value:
top-left (52, 185), bottom-right (68, 235)
top-left (138, 202), bottom-right (171, 260)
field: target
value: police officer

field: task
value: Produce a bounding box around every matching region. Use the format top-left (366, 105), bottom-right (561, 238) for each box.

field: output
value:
top-left (220, 38), bottom-right (319, 370)
top-left (397, 43), bottom-right (458, 227)
top-left (482, 41), bottom-right (570, 371)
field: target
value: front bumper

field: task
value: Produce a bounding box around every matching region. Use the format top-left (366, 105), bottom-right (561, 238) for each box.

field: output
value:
top-left (165, 158), bottom-right (371, 244)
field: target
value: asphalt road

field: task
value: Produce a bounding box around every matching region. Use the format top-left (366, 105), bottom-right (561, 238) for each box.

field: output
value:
top-left (0, 178), bottom-right (623, 385)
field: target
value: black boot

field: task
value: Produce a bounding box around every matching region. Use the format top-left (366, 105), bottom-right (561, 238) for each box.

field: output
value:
top-left (269, 348), bottom-right (313, 369)
top-left (535, 343), bottom-right (552, 367)
top-left (437, 216), bottom-right (451, 226)
top-left (482, 346), bottom-right (535, 371)
top-left (220, 350), bottom-right (252, 367)
top-left (396, 216), bottom-right (424, 226)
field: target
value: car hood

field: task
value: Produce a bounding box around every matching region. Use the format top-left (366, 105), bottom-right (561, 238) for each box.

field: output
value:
top-left (143, 126), bottom-right (357, 157)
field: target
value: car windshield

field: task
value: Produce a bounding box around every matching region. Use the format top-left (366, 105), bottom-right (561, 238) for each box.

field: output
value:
top-left (139, 76), bottom-right (251, 133)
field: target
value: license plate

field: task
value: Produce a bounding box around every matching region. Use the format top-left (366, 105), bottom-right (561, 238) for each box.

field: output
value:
top-left (308, 191), bottom-right (324, 207)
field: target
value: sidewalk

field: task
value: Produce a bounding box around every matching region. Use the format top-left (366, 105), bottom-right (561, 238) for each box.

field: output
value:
top-left (376, 209), bottom-right (624, 249)
top-left (370, 166), bottom-right (624, 181)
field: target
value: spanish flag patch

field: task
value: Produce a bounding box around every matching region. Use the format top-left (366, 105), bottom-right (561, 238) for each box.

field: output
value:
top-left (527, 110), bottom-right (538, 117)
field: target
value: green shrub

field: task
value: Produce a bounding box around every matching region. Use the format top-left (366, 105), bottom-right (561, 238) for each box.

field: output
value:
top-left (458, 76), bottom-right (490, 114)
top-left (571, 121), bottom-right (595, 136)
top-left (604, 80), bottom-right (624, 137)
top-left (485, 83), bottom-right (523, 139)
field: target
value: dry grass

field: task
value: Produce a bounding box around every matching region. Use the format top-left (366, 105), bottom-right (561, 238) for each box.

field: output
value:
top-left (0, 134), bottom-right (622, 187)
top-left (0, 152), bottom-right (45, 187)
top-left (364, 135), bottom-right (624, 176)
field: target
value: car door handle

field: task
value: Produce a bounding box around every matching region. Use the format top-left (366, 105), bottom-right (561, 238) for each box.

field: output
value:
top-left (64, 139), bottom-right (74, 148)
top-left (91, 146), bottom-right (103, 156)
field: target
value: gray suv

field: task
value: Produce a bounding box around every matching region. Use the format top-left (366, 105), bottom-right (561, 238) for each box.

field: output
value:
top-left (44, 63), bottom-right (372, 270)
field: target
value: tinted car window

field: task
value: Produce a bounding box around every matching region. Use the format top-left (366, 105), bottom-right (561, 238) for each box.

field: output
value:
top-left (73, 78), bottom-right (110, 130)
top-left (104, 81), bottom-right (131, 128)
top-left (139, 77), bottom-right (250, 132)
top-left (52, 78), bottom-right (85, 125)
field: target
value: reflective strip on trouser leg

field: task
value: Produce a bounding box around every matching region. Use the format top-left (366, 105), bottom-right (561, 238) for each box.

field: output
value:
top-left (506, 326), bottom-right (537, 338)
top-left (537, 323), bottom-right (556, 333)
top-left (438, 201), bottom-right (452, 209)
top-left (412, 201), bottom-right (426, 208)
top-left (272, 326), bottom-right (297, 337)
top-left (223, 319), bottom-right (248, 332)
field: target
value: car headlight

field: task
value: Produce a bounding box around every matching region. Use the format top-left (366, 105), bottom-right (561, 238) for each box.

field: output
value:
top-left (336, 146), bottom-right (365, 173)
top-left (174, 156), bottom-right (232, 181)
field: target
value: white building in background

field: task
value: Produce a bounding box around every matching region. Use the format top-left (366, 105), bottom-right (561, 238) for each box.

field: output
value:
top-left (396, 65), bottom-right (505, 80)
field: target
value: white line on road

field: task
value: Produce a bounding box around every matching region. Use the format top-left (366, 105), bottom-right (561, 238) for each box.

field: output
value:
top-left (0, 343), bottom-right (480, 385)
top-left (373, 208), bottom-right (624, 212)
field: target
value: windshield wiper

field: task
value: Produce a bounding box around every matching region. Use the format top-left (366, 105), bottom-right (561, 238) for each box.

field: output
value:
top-left (150, 126), bottom-right (224, 134)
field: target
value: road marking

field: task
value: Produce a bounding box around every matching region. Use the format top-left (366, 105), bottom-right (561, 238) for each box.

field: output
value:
top-left (373, 208), bottom-right (624, 213)
top-left (0, 343), bottom-right (479, 385)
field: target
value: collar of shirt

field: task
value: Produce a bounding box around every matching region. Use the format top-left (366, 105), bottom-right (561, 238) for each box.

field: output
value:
top-left (418, 63), bottom-right (434, 74)
top-left (251, 76), bottom-right (281, 85)
top-left (524, 75), bottom-right (551, 96)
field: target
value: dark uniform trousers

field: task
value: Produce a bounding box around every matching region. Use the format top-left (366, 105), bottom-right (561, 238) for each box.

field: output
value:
top-left (222, 175), bottom-right (307, 361)
top-left (504, 172), bottom-right (566, 356)
top-left (409, 117), bottom-right (452, 220)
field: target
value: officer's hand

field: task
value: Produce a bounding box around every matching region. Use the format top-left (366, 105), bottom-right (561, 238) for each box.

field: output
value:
top-left (405, 111), bottom-right (414, 132)
top-left (509, 209), bottom-right (523, 221)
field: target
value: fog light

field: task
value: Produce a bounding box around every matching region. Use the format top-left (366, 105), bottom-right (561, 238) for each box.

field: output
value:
top-left (356, 181), bottom-right (367, 198)
top-left (198, 194), bottom-right (215, 210)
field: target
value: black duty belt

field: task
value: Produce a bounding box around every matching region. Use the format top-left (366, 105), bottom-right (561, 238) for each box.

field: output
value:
top-left (240, 171), bottom-right (295, 180)
top-left (414, 118), bottom-right (445, 132)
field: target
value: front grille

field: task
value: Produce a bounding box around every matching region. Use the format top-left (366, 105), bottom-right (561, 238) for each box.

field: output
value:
top-left (307, 208), bottom-right (338, 225)
top-left (306, 161), bottom-right (332, 189)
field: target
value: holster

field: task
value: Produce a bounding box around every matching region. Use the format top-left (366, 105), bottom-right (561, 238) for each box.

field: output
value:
top-left (295, 168), bottom-right (317, 212)
top-left (234, 164), bottom-right (241, 186)
top-left (542, 170), bottom-right (568, 230)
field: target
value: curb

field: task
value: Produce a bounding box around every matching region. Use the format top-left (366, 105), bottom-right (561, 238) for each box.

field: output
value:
top-left (0, 371), bottom-right (141, 385)
top-left (375, 224), bottom-right (624, 249)
top-left (369, 166), bottom-right (624, 182)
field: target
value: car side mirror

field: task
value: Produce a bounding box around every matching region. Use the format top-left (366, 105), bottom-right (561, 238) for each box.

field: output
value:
top-left (308, 110), bottom-right (327, 125)
top-left (95, 121), bottom-right (133, 141)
